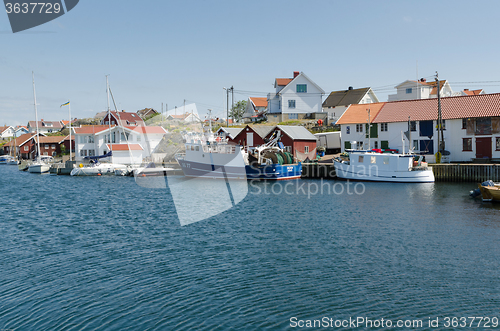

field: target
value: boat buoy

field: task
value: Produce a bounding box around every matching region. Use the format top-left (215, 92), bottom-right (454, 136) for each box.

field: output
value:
top-left (97, 173), bottom-right (101, 176)
top-left (79, 163), bottom-right (83, 168)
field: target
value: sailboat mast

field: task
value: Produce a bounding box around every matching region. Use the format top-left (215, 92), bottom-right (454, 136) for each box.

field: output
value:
top-left (68, 100), bottom-right (72, 162)
top-left (32, 72), bottom-right (41, 161)
top-left (106, 75), bottom-right (113, 163)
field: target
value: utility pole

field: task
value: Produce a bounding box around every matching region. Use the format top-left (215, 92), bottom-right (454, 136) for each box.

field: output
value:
top-left (224, 87), bottom-right (229, 127)
top-left (231, 86), bottom-right (234, 125)
top-left (435, 71), bottom-right (443, 162)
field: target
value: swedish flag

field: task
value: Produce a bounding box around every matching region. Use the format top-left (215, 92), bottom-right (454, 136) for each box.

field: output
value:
top-left (60, 101), bottom-right (70, 107)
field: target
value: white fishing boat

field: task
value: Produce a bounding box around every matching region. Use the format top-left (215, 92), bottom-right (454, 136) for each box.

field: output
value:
top-left (28, 72), bottom-right (50, 174)
top-left (333, 150), bottom-right (434, 183)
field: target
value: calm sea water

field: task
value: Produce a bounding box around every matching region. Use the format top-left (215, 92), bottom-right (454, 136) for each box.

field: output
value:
top-left (1, 165), bottom-right (500, 330)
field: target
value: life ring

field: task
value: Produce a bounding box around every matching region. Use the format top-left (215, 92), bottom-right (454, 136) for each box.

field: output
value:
top-left (216, 137), bottom-right (221, 142)
top-left (317, 119), bottom-right (323, 126)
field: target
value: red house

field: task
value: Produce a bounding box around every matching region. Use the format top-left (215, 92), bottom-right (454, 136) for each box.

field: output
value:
top-left (264, 125), bottom-right (317, 161)
top-left (232, 125), bottom-right (275, 149)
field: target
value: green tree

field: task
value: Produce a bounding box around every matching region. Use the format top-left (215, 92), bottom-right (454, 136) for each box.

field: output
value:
top-left (229, 100), bottom-right (247, 123)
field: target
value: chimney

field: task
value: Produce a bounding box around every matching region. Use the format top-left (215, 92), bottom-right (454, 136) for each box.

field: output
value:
top-left (293, 71), bottom-right (299, 78)
top-left (348, 86), bottom-right (353, 90)
top-left (464, 89), bottom-right (469, 91)
top-left (420, 78), bottom-right (426, 83)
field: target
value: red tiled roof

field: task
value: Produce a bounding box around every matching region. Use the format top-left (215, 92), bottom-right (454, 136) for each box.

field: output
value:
top-left (4, 133), bottom-right (37, 147)
top-left (463, 89), bottom-right (483, 96)
top-left (0, 126), bottom-right (10, 133)
top-left (373, 93), bottom-right (500, 123)
top-left (73, 125), bottom-right (112, 134)
top-left (35, 136), bottom-right (65, 144)
top-left (127, 126), bottom-right (167, 134)
top-left (108, 111), bottom-right (145, 124)
top-left (106, 143), bottom-right (143, 151)
top-left (276, 78), bottom-right (293, 86)
top-left (250, 97), bottom-right (268, 108)
top-left (336, 102), bottom-right (386, 125)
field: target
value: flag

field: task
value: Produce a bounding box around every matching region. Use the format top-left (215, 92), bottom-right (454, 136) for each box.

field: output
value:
top-left (60, 101), bottom-right (70, 107)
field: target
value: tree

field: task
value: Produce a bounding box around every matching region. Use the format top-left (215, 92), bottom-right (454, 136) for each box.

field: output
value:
top-left (229, 100), bottom-right (247, 123)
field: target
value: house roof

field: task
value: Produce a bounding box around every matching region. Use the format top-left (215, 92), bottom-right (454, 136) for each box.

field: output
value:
top-left (106, 143), bottom-right (143, 151)
top-left (249, 125), bottom-right (275, 138)
top-left (103, 111), bottom-right (145, 125)
top-left (463, 89), bottom-right (483, 96)
top-left (5, 133), bottom-right (38, 147)
top-left (28, 121), bottom-right (63, 129)
top-left (322, 87), bottom-right (372, 108)
top-left (336, 102), bottom-right (386, 125)
top-left (73, 125), bottom-right (113, 134)
top-left (127, 126), bottom-right (167, 134)
top-left (373, 93), bottom-right (500, 123)
top-left (35, 136), bottom-right (66, 144)
top-left (249, 97), bottom-right (268, 108)
top-left (275, 125), bottom-right (317, 141)
top-left (216, 127), bottom-right (243, 139)
top-left (275, 78), bottom-right (293, 87)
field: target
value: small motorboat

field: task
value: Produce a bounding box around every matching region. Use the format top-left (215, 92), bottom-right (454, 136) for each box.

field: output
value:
top-left (474, 180), bottom-right (500, 202)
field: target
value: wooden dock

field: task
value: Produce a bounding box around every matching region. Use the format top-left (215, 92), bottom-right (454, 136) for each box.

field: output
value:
top-left (301, 162), bottom-right (500, 182)
top-left (431, 163), bottom-right (500, 182)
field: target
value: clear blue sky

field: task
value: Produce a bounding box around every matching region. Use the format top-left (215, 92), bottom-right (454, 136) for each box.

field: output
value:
top-left (2, 0), bottom-right (500, 126)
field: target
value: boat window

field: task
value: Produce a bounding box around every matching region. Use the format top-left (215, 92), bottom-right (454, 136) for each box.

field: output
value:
top-left (358, 155), bottom-right (364, 163)
top-left (383, 156), bottom-right (389, 164)
top-left (195, 146), bottom-right (199, 151)
top-left (370, 156), bottom-right (376, 164)
top-left (191, 145), bottom-right (194, 151)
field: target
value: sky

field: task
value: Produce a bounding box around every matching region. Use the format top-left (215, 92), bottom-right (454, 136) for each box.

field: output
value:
top-left (2, 0), bottom-right (500, 126)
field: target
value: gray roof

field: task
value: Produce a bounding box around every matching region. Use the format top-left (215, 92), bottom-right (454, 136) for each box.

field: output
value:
top-left (322, 87), bottom-right (371, 107)
top-left (276, 125), bottom-right (317, 141)
top-left (249, 125), bottom-right (275, 138)
top-left (216, 127), bottom-right (243, 139)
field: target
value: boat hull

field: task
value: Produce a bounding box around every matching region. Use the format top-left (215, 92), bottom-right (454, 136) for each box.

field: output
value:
top-left (70, 163), bottom-right (127, 176)
top-left (478, 184), bottom-right (500, 202)
top-left (28, 163), bottom-right (50, 173)
top-left (334, 160), bottom-right (435, 183)
top-left (177, 159), bottom-right (301, 180)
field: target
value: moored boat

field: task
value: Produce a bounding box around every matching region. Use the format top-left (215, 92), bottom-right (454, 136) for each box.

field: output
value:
top-left (333, 150), bottom-right (435, 183)
top-left (477, 180), bottom-right (500, 202)
top-left (70, 160), bottom-right (127, 176)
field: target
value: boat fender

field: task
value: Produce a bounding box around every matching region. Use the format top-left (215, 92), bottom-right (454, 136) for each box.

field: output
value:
top-left (79, 163), bottom-right (83, 168)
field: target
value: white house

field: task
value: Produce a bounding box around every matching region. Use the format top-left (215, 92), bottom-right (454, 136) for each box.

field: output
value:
top-left (267, 71), bottom-right (325, 122)
top-left (388, 78), bottom-right (458, 102)
top-left (73, 125), bottom-right (167, 164)
top-left (338, 93), bottom-right (500, 162)
top-left (242, 97), bottom-right (268, 123)
top-left (27, 120), bottom-right (64, 134)
top-left (0, 126), bottom-right (15, 139)
top-left (322, 87), bottom-right (379, 124)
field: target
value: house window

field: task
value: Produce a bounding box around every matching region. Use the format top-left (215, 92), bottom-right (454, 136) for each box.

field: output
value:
top-left (289, 113), bottom-right (298, 119)
top-left (288, 100), bottom-right (296, 109)
top-left (462, 118), bottom-right (468, 129)
top-left (284, 146), bottom-right (292, 152)
top-left (137, 135), bottom-right (141, 142)
top-left (381, 140), bottom-right (389, 149)
top-left (296, 84), bottom-right (307, 93)
top-left (438, 119), bottom-right (446, 130)
top-left (356, 141), bottom-right (363, 149)
top-left (380, 123), bottom-right (388, 132)
top-left (346, 126), bottom-right (350, 134)
top-left (88, 149), bottom-right (95, 156)
top-left (45, 145), bottom-right (49, 149)
top-left (410, 121), bottom-right (417, 131)
top-left (24, 145), bottom-right (29, 151)
top-left (356, 124), bottom-right (363, 132)
top-left (304, 146), bottom-right (309, 153)
top-left (413, 140), bottom-right (418, 151)
top-left (496, 137), bottom-right (500, 151)
top-left (112, 132), bottom-right (116, 143)
top-left (51, 144), bottom-right (56, 149)
top-left (406, 88), bottom-right (412, 94)
top-left (88, 136), bottom-right (94, 143)
top-left (374, 141), bottom-right (378, 149)
top-left (463, 138), bottom-right (472, 151)
top-left (80, 149), bottom-right (87, 156)
top-left (52, 151), bottom-right (57, 156)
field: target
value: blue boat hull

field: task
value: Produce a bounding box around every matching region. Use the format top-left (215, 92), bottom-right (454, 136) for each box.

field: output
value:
top-left (177, 159), bottom-right (302, 180)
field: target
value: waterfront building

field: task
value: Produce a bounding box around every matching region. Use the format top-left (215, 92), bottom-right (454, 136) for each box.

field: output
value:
top-left (0, 126), bottom-right (15, 139)
top-left (27, 120), bottom-right (64, 134)
top-left (242, 97), bottom-right (268, 123)
top-left (322, 87), bottom-right (379, 125)
top-left (387, 78), bottom-right (457, 102)
top-left (231, 125), bottom-right (275, 151)
top-left (264, 125), bottom-right (317, 161)
top-left (73, 125), bottom-right (167, 163)
top-left (337, 93), bottom-right (500, 162)
top-left (266, 71), bottom-right (325, 122)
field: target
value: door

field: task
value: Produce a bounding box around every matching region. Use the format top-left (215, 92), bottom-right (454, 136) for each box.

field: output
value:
top-left (475, 137), bottom-right (492, 159)
top-left (420, 139), bottom-right (434, 155)
top-left (246, 132), bottom-right (254, 147)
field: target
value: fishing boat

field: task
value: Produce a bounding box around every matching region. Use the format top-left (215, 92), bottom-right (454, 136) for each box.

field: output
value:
top-left (28, 72), bottom-right (50, 174)
top-left (176, 128), bottom-right (301, 180)
top-left (0, 155), bottom-right (15, 164)
top-left (476, 180), bottom-right (500, 202)
top-left (333, 149), bottom-right (435, 183)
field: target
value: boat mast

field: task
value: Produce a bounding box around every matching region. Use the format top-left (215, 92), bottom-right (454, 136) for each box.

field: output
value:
top-left (68, 100), bottom-right (72, 162)
top-left (106, 75), bottom-right (113, 163)
top-left (32, 72), bottom-right (41, 162)
top-left (366, 108), bottom-right (371, 151)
